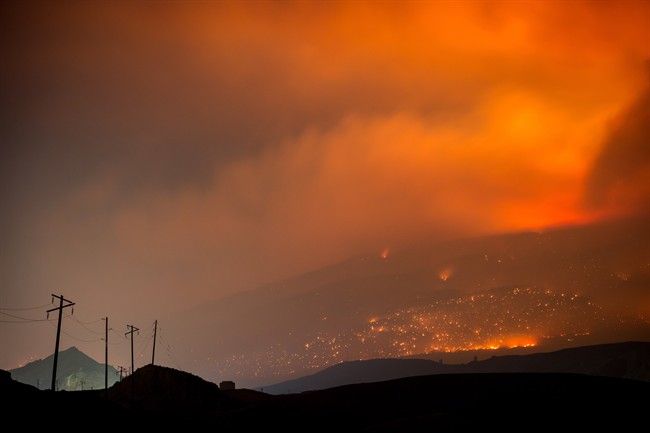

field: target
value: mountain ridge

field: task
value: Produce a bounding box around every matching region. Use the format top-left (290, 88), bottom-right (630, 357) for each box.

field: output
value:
top-left (3, 364), bottom-right (647, 430)
top-left (260, 340), bottom-right (650, 394)
top-left (164, 214), bottom-right (649, 388)
top-left (9, 345), bottom-right (119, 391)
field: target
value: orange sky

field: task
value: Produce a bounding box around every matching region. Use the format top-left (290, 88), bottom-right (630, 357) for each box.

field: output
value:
top-left (1, 0), bottom-right (649, 369)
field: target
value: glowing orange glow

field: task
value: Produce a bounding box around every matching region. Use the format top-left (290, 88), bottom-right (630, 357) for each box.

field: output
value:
top-left (425, 338), bottom-right (538, 353)
top-left (2, 0), bottom-right (649, 380)
top-left (438, 267), bottom-right (454, 281)
top-left (16, 355), bottom-right (39, 369)
top-left (485, 336), bottom-right (538, 350)
top-left (84, 1), bottom-right (650, 296)
top-left (616, 273), bottom-right (629, 281)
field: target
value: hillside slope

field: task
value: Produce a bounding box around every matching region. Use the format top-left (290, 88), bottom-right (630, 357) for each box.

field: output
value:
top-left (9, 346), bottom-right (119, 391)
top-left (262, 341), bottom-right (650, 394)
top-left (4, 366), bottom-right (646, 431)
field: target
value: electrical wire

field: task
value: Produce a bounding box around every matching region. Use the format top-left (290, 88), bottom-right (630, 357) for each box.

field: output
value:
top-left (0, 302), bottom-right (54, 311)
top-left (133, 321), bottom-right (157, 361)
top-left (136, 322), bottom-right (154, 341)
top-left (46, 315), bottom-right (101, 343)
top-left (60, 329), bottom-right (103, 343)
top-left (109, 329), bottom-right (126, 346)
top-left (164, 344), bottom-right (182, 370)
top-left (136, 333), bottom-right (153, 360)
top-left (69, 315), bottom-right (104, 335)
top-left (72, 316), bottom-right (104, 325)
top-left (110, 328), bottom-right (125, 338)
top-left (0, 311), bottom-right (53, 322)
top-left (156, 326), bottom-right (182, 370)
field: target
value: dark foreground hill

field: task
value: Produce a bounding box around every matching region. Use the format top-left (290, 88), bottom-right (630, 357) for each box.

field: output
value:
top-left (2, 364), bottom-right (647, 431)
top-left (262, 341), bottom-right (650, 394)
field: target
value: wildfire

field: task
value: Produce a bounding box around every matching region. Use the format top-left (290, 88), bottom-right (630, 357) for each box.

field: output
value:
top-left (484, 336), bottom-right (538, 350)
top-left (438, 266), bottom-right (454, 281)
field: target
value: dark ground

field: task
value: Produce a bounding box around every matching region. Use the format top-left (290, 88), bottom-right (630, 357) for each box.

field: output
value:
top-left (3, 365), bottom-right (647, 431)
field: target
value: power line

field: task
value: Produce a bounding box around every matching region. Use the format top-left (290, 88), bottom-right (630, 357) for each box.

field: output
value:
top-left (70, 315), bottom-right (104, 335)
top-left (110, 328), bottom-right (126, 339)
top-left (156, 326), bottom-right (181, 370)
top-left (45, 314), bottom-right (110, 343)
top-left (61, 329), bottom-right (102, 343)
top-left (134, 321), bottom-right (157, 360)
top-left (0, 311), bottom-right (53, 322)
top-left (135, 321), bottom-right (154, 341)
top-left (164, 344), bottom-right (182, 370)
top-left (136, 333), bottom-right (152, 360)
top-left (72, 316), bottom-right (104, 325)
top-left (108, 328), bottom-right (127, 346)
top-left (51, 321), bottom-right (99, 342)
top-left (0, 302), bottom-right (54, 311)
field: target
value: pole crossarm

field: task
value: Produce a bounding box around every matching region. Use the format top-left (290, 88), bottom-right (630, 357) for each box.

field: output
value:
top-left (124, 325), bottom-right (140, 337)
top-left (46, 295), bottom-right (75, 314)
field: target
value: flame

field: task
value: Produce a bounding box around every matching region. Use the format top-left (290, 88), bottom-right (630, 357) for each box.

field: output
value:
top-left (438, 266), bottom-right (454, 281)
top-left (484, 335), bottom-right (538, 349)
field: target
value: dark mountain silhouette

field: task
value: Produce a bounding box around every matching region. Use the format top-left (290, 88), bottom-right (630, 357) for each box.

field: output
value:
top-left (9, 346), bottom-right (119, 391)
top-left (458, 340), bottom-right (650, 378)
top-left (2, 363), bottom-right (647, 431)
top-left (261, 341), bottom-right (650, 394)
top-left (167, 214), bottom-right (650, 388)
top-left (216, 373), bottom-right (649, 431)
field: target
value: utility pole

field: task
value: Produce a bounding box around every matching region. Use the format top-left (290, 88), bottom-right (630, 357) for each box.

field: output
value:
top-left (125, 324), bottom-right (139, 407)
top-left (103, 317), bottom-right (108, 397)
top-left (125, 324), bottom-right (139, 375)
top-left (151, 320), bottom-right (157, 365)
top-left (117, 366), bottom-right (126, 381)
top-left (46, 294), bottom-right (75, 392)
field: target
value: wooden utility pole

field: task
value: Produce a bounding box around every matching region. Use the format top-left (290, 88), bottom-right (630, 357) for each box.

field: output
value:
top-left (46, 294), bottom-right (75, 391)
top-left (104, 317), bottom-right (108, 396)
top-left (125, 324), bottom-right (139, 407)
top-left (125, 324), bottom-right (139, 375)
top-left (151, 320), bottom-right (157, 365)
